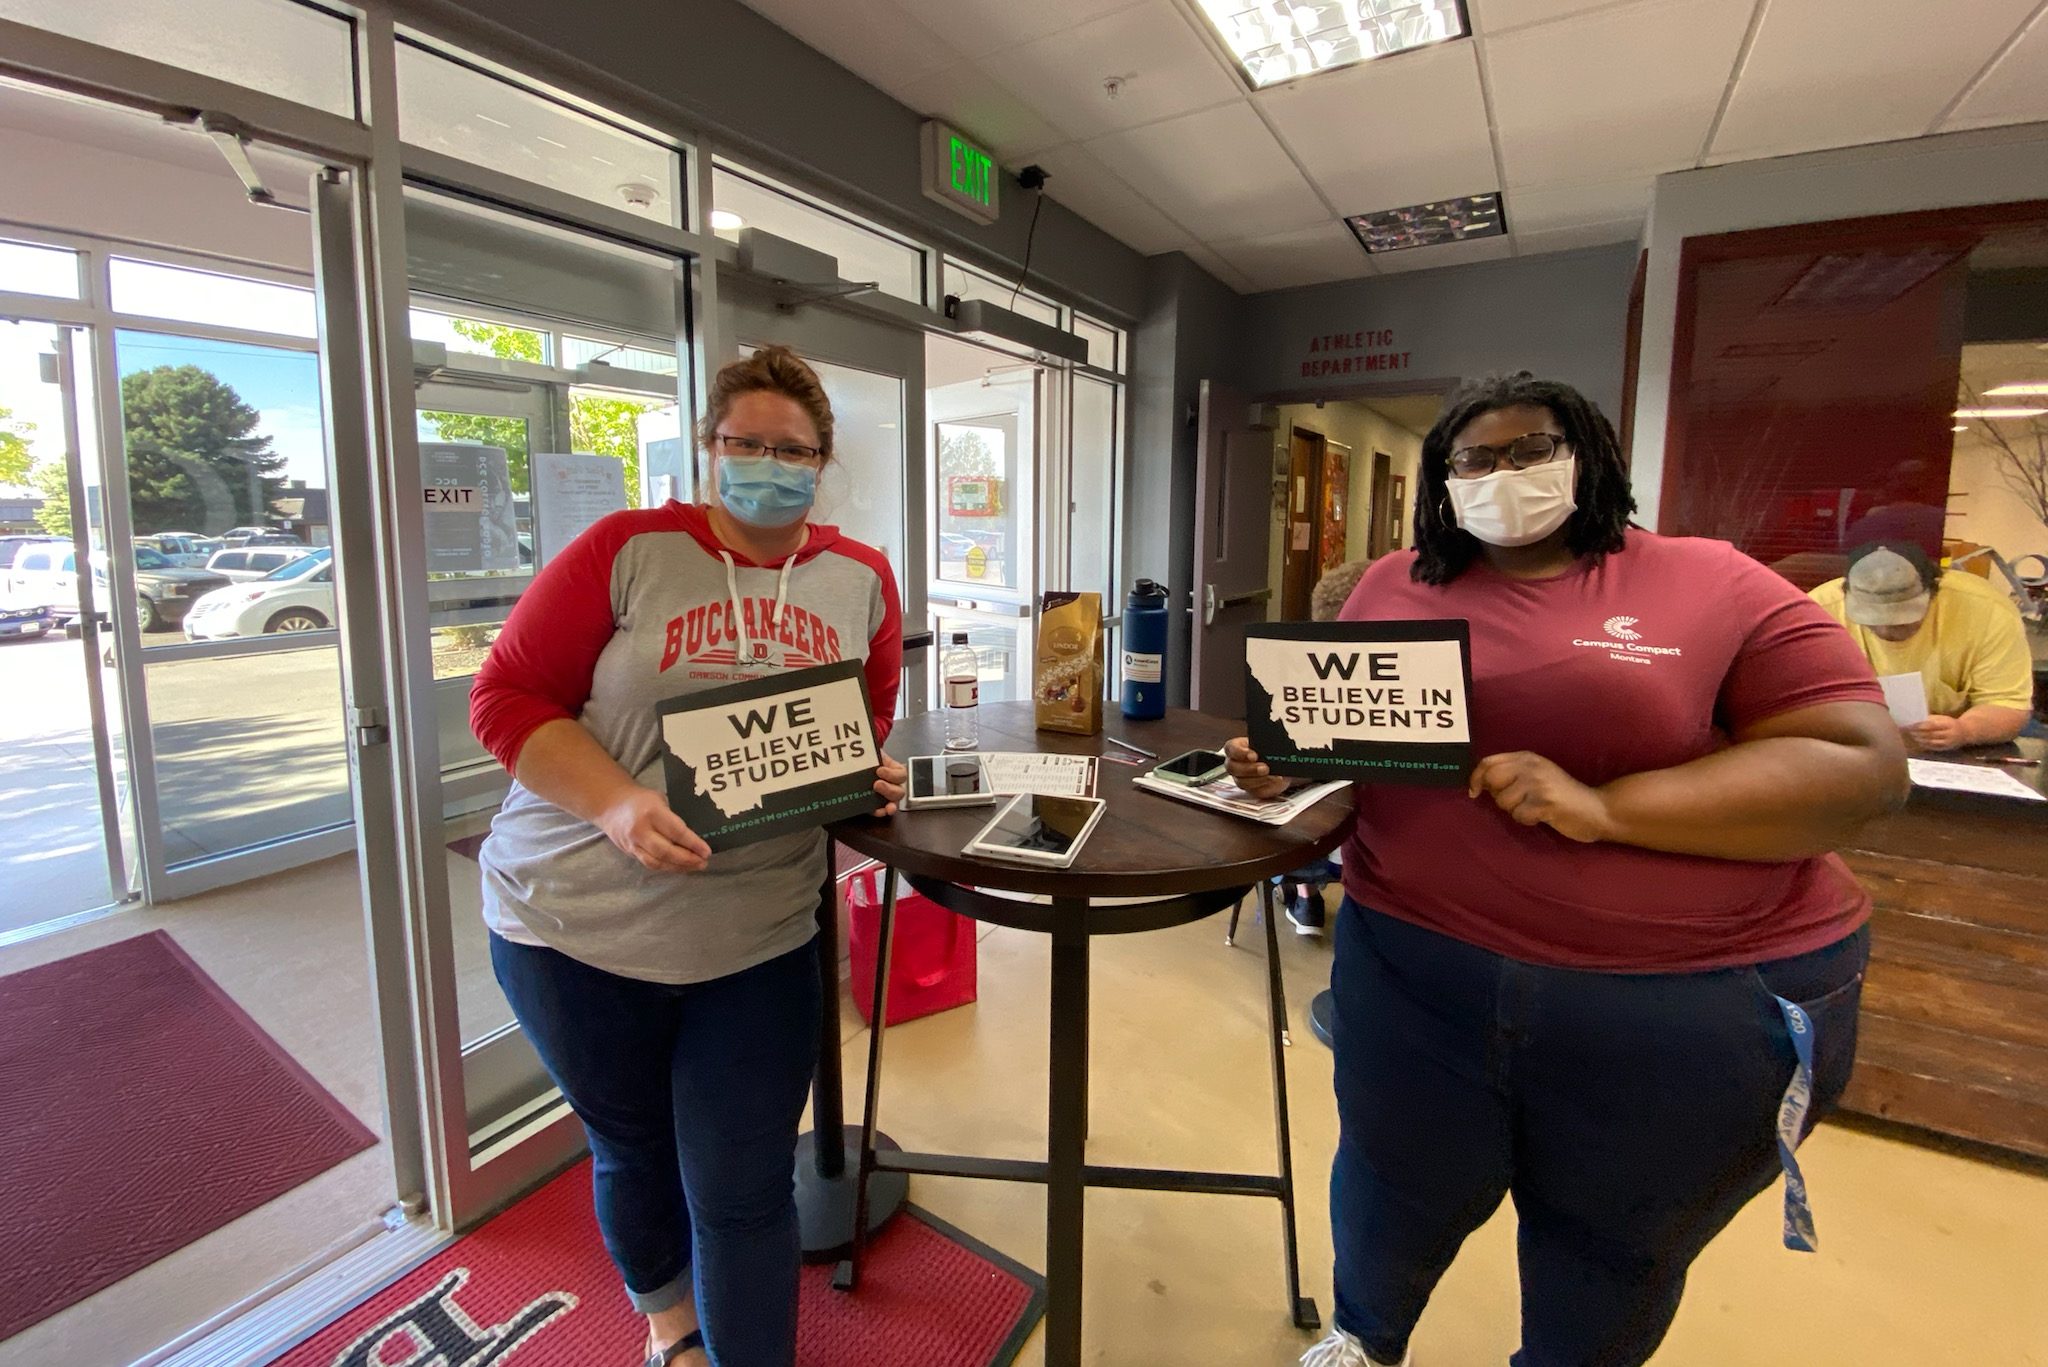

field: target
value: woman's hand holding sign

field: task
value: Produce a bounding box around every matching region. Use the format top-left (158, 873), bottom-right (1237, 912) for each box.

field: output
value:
top-left (1468, 751), bottom-right (1614, 843)
top-left (1223, 737), bottom-right (1293, 801)
top-left (598, 783), bottom-right (713, 872)
top-left (873, 755), bottom-right (908, 817)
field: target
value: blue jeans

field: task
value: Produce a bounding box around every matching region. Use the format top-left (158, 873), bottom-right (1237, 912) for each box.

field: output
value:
top-left (1329, 899), bottom-right (1866, 1367)
top-left (492, 935), bottom-right (821, 1367)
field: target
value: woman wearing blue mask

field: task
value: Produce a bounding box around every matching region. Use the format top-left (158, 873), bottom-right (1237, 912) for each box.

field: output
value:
top-left (469, 346), bottom-right (908, 1367)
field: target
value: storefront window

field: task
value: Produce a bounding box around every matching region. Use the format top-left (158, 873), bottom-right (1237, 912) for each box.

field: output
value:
top-left (395, 36), bottom-right (683, 228)
top-left (710, 163), bottom-right (927, 306)
top-left (0, 238), bottom-right (82, 299)
top-left (945, 260), bottom-right (1060, 329)
top-left (110, 258), bottom-right (316, 340)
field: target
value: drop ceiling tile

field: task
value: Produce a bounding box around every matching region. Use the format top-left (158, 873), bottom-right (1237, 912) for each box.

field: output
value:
top-left (1712, 0), bottom-right (2038, 160)
top-left (901, 62), bottom-right (1071, 159)
top-left (1514, 220), bottom-right (1643, 255)
top-left (1508, 176), bottom-right (1652, 232)
top-left (990, 0), bottom-right (1245, 142)
top-left (1470, 0), bottom-right (1630, 35)
top-left (1487, 0), bottom-right (1753, 187)
top-left (1941, 8), bottom-right (2048, 132)
top-left (739, 0), bottom-right (966, 96)
top-left (1367, 234), bottom-right (1515, 274)
top-left (1089, 103), bottom-right (1329, 240)
top-left (1182, 242), bottom-right (1257, 293)
top-left (1211, 221), bottom-right (1373, 290)
top-left (1029, 142), bottom-right (1193, 255)
top-left (1257, 42), bottom-right (1498, 214)
top-left (895, 0), bottom-right (1149, 63)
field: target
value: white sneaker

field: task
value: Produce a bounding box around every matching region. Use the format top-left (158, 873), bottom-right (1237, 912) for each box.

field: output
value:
top-left (1298, 1327), bottom-right (1411, 1367)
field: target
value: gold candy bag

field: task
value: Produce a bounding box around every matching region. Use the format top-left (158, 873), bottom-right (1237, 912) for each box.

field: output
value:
top-left (1034, 591), bottom-right (1103, 735)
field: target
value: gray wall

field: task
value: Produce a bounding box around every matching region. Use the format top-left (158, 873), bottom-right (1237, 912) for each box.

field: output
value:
top-left (1241, 243), bottom-right (1639, 423)
top-left (399, 0), bottom-right (1149, 322)
top-left (1127, 253), bottom-right (1246, 707)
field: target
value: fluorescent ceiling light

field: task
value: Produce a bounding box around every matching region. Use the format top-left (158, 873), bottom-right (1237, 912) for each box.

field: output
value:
top-left (1952, 424), bottom-right (1969, 432)
top-left (1346, 192), bottom-right (1505, 253)
top-left (709, 209), bottom-right (745, 231)
top-left (1953, 407), bottom-right (2047, 419)
top-left (1982, 381), bottom-right (2048, 396)
top-left (1194, 0), bottom-right (1468, 87)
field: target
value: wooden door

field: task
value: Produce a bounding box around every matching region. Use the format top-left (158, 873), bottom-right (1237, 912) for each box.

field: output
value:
top-left (1190, 381), bottom-right (1275, 716)
top-left (1280, 427), bottom-right (1324, 619)
top-left (1367, 451), bottom-right (1395, 557)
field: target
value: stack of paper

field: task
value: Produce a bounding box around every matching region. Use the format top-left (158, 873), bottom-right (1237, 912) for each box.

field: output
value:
top-left (980, 752), bottom-right (1099, 797)
top-left (1131, 773), bottom-right (1350, 825)
top-left (1906, 758), bottom-right (2046, 802)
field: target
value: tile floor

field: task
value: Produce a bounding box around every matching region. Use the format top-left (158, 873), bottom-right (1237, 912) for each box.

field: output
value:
top-left (2, 857), bottom-right (2046, 1366)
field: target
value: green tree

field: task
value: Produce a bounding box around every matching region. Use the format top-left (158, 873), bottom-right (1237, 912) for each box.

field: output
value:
top-left (940, 428), bottom-right (996, 477)
top-left (119, 365), bottom-right (285, 534)
top-left (31, 459), bottom-right (70, 535)
top-left (572, 393), bottom-right (657, 510)
top-left (0, 405), bottom-right (33, 486)
top-left (449, 316), bottom-right (542, 363)
top-left (421, 411), bottom-right (531, 493)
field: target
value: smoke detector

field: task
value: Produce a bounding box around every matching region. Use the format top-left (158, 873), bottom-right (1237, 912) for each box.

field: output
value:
top-left (616, 182), bottom-right (658, 208)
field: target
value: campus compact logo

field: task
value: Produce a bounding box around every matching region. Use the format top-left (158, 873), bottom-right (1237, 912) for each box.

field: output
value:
top-left (329, 1269), bottom-right (575, 1366)
top-left (1572, 615), bottom-right (1683, 665)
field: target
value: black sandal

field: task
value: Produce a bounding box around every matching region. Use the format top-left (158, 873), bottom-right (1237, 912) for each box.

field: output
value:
top-left (645, 1329), bottom-right (704, 1366)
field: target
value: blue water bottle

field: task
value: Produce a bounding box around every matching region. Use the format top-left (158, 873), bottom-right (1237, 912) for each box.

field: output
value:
top-left (1120, 578), bottom-right (1169, 719)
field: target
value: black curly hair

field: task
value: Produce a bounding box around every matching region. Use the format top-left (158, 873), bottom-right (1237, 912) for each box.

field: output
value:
top-left (1411, 372), bottom-right (1636, 585)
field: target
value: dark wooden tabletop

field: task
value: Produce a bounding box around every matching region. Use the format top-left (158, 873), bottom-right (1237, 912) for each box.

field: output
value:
top-left (833, 702), bottom-right (1354, 899)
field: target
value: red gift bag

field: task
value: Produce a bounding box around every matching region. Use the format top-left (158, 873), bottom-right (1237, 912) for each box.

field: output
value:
top-left (845, 867), bottom-right (978, 1026)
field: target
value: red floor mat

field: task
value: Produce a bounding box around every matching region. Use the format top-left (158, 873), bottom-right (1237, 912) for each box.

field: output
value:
top-left (0, 932), bottom-right (376, 1342)
top-left (273, 1161), bottom-right (1043, 1367)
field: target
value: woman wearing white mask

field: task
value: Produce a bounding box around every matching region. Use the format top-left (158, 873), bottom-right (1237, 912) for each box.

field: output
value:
top-left (470, 346), bottom-right (908, 1367)
top-left (1225, 373), bottom-right (1908, 1367)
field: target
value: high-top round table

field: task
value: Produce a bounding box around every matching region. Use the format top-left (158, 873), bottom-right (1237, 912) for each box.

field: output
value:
top-left (828, 702), bottom-right (1352, 1367)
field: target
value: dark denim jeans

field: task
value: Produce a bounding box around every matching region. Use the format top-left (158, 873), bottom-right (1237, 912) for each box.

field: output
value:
top-left (1328, 899), bottom-right (1867, 1367)
top-left (492, 934), bottom-right (821, 1367)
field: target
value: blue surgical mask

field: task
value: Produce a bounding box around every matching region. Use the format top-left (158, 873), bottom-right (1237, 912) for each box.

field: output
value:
top-left (716, 454), bottom-right (817, 528)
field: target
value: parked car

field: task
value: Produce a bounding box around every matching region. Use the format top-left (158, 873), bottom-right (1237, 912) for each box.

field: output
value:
top-left (0, 587), bottom-right (53, 641)
top-left (205, 546), bottom-right (314, 582)
top-left (0, 535), bottom-right (66, 570)
top-left (136, 533), bottom-right (219, 567)
top-left (218, 525), bottom-right (278, 547)
top-left (6, 544), bottom-right (230, 631)
top-left (185, 548), bottom-right (334, 639)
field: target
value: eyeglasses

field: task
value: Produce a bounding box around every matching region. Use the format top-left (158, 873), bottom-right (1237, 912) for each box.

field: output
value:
top-left (1448, 432), bottom-right (1570, 479)
top-left (715, 433), bottom-right (825, 465)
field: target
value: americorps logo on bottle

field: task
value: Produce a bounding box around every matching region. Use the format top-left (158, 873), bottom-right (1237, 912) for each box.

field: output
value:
top-left (1122, 650), bottom-right (1163, 683)
top-left (1570, 614), bottom-right (1684, 665)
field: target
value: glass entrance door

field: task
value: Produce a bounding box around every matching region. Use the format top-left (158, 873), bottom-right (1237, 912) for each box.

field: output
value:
top-left (721, 277), bottom-right (930, 713)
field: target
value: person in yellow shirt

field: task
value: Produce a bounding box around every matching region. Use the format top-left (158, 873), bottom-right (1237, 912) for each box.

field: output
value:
top-left (1811, 542), bottom-right (2035, 751)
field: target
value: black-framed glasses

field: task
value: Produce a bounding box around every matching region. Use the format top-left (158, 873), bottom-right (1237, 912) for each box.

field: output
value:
top-left (715, 433), bottom-right (825, 465)
top-left (1447, 432), bottom-right (1570, 479)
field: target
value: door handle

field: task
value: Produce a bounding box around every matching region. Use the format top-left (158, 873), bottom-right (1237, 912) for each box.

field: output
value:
top-left (1204, 584), bottom-right (1271, 626)
top-left (1203, 583), bottom-right (1217, 627)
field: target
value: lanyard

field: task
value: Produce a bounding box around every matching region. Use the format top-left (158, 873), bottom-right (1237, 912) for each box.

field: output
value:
top-left (1771, 994), bottom-right (1819, 1253)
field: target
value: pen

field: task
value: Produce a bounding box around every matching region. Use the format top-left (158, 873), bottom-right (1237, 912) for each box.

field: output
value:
top-left (1989, 756), bottom-right (2041, 767)
top-left (1104, 735), bottom-right (1157, 761)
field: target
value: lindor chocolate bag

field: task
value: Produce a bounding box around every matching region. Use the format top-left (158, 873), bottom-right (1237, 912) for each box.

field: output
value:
top-left (1034, 591), bottom-right (1104, 735)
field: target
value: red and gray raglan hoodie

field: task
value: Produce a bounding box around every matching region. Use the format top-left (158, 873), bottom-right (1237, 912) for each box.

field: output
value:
top-left (470, 501), bottom-right (900, 985)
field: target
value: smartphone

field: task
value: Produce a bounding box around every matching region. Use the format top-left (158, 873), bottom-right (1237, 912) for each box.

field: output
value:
top-left (904, 754), bottom-right (999, 809)
top-left (964, 793), bottom-right (1107, 868)
top-left (1152, 748), bottom-right (1228, 786)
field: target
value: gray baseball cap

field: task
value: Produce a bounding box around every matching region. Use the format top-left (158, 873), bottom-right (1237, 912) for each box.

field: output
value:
top-left (1844, 545), bottom-right (1933, 627)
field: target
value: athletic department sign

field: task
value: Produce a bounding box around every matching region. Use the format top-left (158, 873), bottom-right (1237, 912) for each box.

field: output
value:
top-left (1244, 620), bottom-right (1473, 786)
top-left (657, 660), bottom-right (879, 850)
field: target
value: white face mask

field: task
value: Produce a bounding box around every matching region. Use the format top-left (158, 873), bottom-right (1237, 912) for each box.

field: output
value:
top-left (1447, 457), bottom-right (1578, 548)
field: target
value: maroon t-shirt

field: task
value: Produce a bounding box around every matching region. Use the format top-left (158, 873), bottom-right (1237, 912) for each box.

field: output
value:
top-left (1339, 530), bottom-right (1885, 972)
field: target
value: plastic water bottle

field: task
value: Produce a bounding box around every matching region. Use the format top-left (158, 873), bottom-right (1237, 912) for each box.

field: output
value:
top-left (944, 631), bottom-right (979, 751)
top-left (1120, 578), bottom-right (1169, 719)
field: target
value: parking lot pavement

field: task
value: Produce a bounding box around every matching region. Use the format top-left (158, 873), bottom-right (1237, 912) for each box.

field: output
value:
top-left (0, 632), bottom-right (353, 936)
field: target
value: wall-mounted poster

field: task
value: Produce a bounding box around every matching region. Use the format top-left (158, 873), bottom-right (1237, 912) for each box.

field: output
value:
top-left (1390, 474), bottom-right (1408, 549)
top-left (420, 441), bottom-right (518, 573)
top-left (1319, 442), bottom-right (1351, 572)
top-left (1244, 620), bottom-right (1472, 786)
top-left (657, 660), bottom-right (879, 850)
top-left (947, 475), bottom-right (1001, 517)
top-left (533, 452), bottom-right (628, 566)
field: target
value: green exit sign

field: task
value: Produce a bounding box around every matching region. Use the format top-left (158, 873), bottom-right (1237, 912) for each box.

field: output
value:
top-left (921, 120), bottom-right (1001, 226)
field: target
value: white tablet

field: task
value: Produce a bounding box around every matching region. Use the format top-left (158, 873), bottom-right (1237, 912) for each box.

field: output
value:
top-left (903, 754), bottom-right (1000, 809)
top-left (963, 793), bottom-right (1107, 869)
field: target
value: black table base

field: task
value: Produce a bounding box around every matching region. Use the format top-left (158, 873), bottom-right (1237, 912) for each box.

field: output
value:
top-left (794, 849), bottom-right (907, 1261)
top-left (831, 873), bottom-right (1321, 1362)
